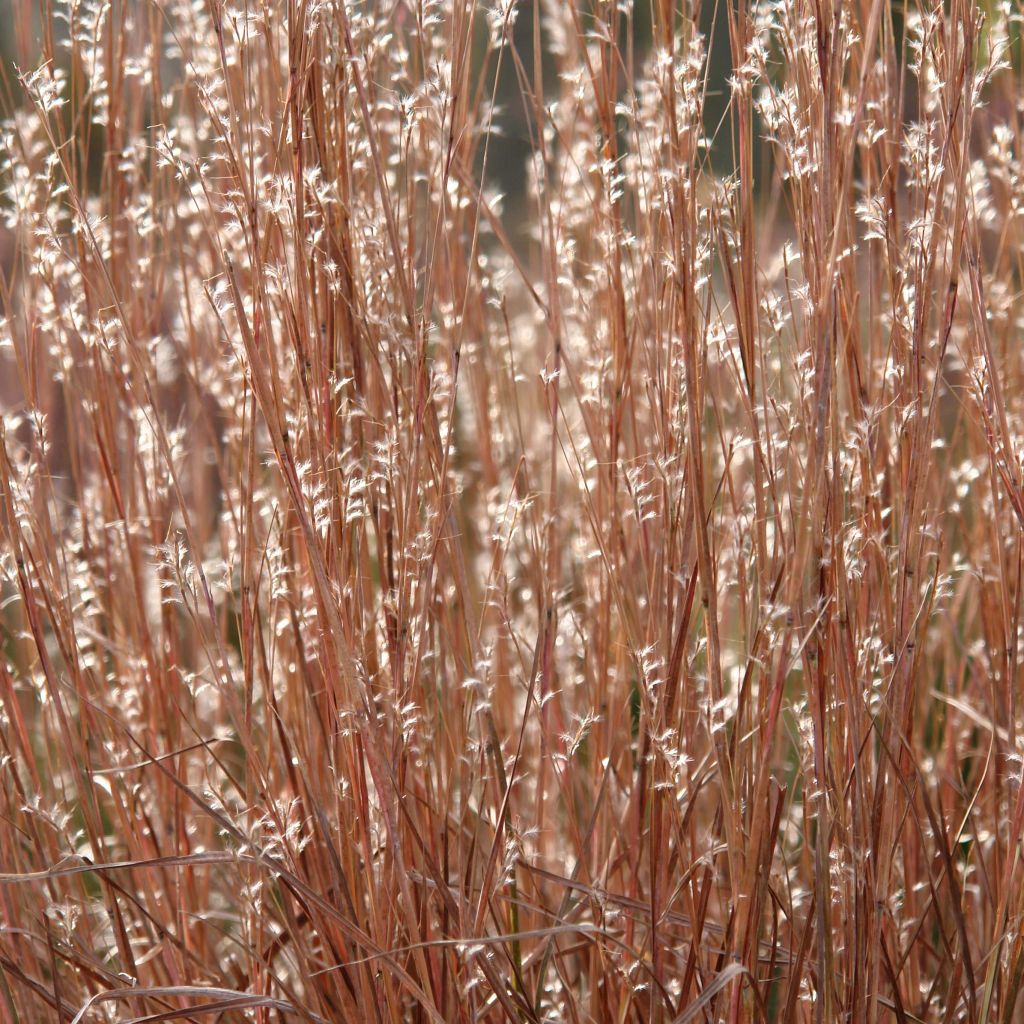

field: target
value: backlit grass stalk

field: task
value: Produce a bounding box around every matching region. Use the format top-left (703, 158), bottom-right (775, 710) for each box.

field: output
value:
top-left (1, 0), bottom-right (1024, 1021)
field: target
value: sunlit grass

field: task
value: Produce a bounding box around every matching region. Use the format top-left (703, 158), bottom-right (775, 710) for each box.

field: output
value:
top-left (0, 0), bottom-right (1022, 1020)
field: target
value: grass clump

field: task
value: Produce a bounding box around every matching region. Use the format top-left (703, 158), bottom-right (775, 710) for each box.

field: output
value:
top-left (1, 0), bottom-right (1023, 1020)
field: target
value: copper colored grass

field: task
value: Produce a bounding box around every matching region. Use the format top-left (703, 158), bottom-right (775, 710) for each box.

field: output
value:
top-left (1, 0), bottom-right (1024, 1021)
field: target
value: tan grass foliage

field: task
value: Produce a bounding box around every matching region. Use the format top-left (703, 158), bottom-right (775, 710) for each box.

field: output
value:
top-left (1, 0), bottom-right (1023, 1020)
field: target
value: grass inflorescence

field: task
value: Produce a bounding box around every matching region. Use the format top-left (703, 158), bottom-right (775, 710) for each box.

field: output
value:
top-left (1, 0), bottom-right (1024, 1020)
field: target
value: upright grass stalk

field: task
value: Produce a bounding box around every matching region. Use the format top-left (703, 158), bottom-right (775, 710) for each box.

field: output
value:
top-left (1, 0), bottom-right (1024, 1021)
